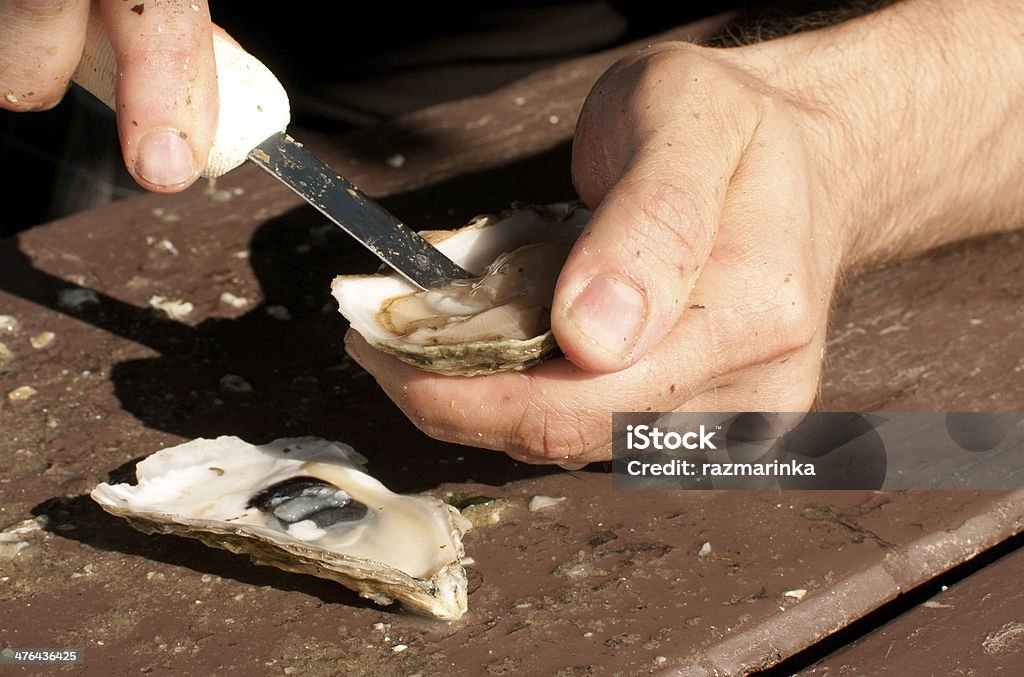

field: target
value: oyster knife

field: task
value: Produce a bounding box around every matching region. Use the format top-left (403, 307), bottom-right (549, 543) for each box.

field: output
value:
top-left (247, 133), bottom-right (472, 289)
top-left (70, 5), bottom-right (472, 290)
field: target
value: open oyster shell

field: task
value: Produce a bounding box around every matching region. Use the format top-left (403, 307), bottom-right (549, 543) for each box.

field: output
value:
top-left (91, 436), bottom-right (471, 620)
top-left (332, 202), bottom-right (590, 376)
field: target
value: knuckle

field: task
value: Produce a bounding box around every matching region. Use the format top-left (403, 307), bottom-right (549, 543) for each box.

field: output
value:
top-left (0, 91), bottom-right (64, 111)
top-left (510, 399), bottom-right (597, 462)
top-left (0, 65), bottom-right (74, 111)
top-left (774, 367), bottom-right (822, 414)
top-left (620, 179), bottom-right (713, 274)
top-left (122, 44), bottom-right (198, 73)
top-left (769, 282), bottom-right (820, 356)
top-left (789, 384), bottom-right (819, 413)
top-left (730, 358), bottom-right (822, 414)
top-left (756, 379), bottom-right (819, 415)
top-left (707, 274), bottom-right (822, 373)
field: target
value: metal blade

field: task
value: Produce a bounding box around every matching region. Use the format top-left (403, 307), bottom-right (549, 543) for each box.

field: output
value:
top-left (248, 132), bottom-right (472, 290)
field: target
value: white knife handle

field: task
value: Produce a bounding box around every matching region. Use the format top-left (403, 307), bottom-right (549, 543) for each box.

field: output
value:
top-left (71, 4), bottom-right (290, 177)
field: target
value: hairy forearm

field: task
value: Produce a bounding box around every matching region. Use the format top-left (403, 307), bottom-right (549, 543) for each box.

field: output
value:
top-left (736, 0), bottom-right (1024, 267)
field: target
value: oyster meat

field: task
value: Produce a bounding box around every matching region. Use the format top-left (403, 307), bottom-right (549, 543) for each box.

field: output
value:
top-left (91, 436), bottom-right (471, 620)
top-left (332, 202), bottom-right (590, 376)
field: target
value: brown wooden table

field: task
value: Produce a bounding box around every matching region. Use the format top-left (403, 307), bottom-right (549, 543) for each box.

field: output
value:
top-left (1, 17), bottom-right (1022, 676)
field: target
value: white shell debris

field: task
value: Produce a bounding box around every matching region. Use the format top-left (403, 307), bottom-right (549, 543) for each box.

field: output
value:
top-left (91, 436), bottom-right (471, 620)
top-left (30, 332), bottom-right (56, 349)
top-left (697, 542), bottom-right (712, 558)
top-left (0, 541), bottom-right (29, 559)
top-left (204, 178), bottom-right (244, 202)
top-left (921, 600), bottom-right (953, 609)
top-left (150, 208), bottom-right (181, 223)
top-left (7, 385), bottom-right (37, 403)
top-left (146, 236), bottom-right (180, 254)
top-left (784, 589), bottom-right (808, 601)
top-left (0, 517), bottom-right (47, 559)
top-left (0, 315), bottom-right (19, 334)
top-left (333, 202), bottom-right (590, 376)
top-left (157, 238), bottom-right (179, 254)
top-left (149, 296), bottom-right (194, 320)
top-left (219, 292), bottom-right (250, 309)
top-left (528, 495), bottom-right (567, 512)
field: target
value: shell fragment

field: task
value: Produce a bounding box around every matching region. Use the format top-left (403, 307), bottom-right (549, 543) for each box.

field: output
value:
top-left (91, 436), bottom-right (471, 619)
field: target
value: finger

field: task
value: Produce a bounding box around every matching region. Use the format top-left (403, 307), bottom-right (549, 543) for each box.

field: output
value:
top-left (345, 330), bottom-right (609, 462)
top-left (555, 150), bottom-right (729, 373)
top-left (0, 0), bottom-right (90, 111)
top-left (344, 313), bottom-right (722, 463)
top-left (561, 50), bottom-right (755, 373)
top-left (99, 0), bottom-right (217, 192)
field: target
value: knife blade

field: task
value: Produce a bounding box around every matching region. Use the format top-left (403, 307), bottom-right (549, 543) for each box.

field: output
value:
top-left (70, 5), bottom-right (472, 290)
top-left (248, 133), bottom-right (472, 290)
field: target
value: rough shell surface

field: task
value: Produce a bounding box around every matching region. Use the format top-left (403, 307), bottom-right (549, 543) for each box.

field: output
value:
top-left (90, 436), bottom-right (471, 620)
top-left (332, 202), bottom-right (590, 376)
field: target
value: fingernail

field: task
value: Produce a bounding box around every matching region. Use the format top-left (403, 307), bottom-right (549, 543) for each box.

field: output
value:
top-left (566, 275), bottom-right (645, 358)
top-left (136, 129), bottom-right (196, 188)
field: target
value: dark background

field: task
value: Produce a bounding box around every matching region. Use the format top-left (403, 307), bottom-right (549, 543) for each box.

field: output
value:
top-left (0, 1), bottom-right (855, 235)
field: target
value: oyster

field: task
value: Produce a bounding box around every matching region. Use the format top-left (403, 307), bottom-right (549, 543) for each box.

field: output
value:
top-left (91, 436), bottom-right (471, 620)
top-left (332, 202), bottom-right (590, 376)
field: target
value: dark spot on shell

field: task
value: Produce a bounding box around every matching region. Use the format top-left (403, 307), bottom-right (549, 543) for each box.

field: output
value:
top-left (131, 4), bottom-right (144, 15)
top-left (208, 467), bottom-right (225, 475)
top-left (248, 476), bottom-right (368, 529)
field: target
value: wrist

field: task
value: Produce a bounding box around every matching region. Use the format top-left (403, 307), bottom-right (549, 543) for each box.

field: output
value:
top-left (728, 0), bottom-right (1024, 269)
top-left (729, 30), bottom-right (874, 269)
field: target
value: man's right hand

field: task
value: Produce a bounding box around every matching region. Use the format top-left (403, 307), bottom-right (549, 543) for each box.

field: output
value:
top-left (0, 0), bottom-right (220, 193)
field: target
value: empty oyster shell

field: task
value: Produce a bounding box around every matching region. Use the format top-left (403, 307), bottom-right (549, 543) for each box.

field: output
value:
top-left (332, 202), bottom-right (590, 376)
top-left (91, 436), bottom-right (471, 620)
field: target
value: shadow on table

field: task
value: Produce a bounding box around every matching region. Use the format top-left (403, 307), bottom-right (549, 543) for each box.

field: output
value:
top-left (5, 143), bottom-right (608, 600)
top-left (0, 143), bottom-right (596, 492)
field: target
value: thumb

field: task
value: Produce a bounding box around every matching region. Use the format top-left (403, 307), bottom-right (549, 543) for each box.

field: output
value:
top-left (99, 0), bottom-right (218, 192)
top-left (552, 151), bottom-right (728, 373)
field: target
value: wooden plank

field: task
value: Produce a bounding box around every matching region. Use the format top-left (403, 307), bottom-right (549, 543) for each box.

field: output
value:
top-left (800, 541), bottom-right (1024, 675)
top-left (1, 12), bottom-right (1023, 677)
